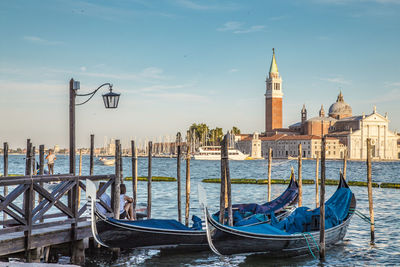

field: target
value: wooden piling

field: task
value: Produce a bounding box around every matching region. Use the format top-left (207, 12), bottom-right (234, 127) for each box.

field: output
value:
top-left (3, 142), bottom-right (8, 224)
top-left (177, 144), bottom-right (182, 223)
top-left (119, 143), bottom-right (123, 182)
top-left (147, 141), bottom-right (152, 219)
top-left (343, 148), bottom-right (347, 180)
top-left (24, 139), bottom-right (33, 262)
top-left (131, 140), bottom-right (138, 220)
top-left (39, 145), bottom-right (44, 222)
top-left (79, 149), bottom-right (83, 176)
top-left (298, 144), bottom-right (303, 207)
top-left (32, 146), bottom-right (36, 175)
top-left (90, 134), bottom-right (94, 176)
top-left (185, 144), bottom-right (191, 227)
top-left (319, 136), bottom-right (326, 260)
top-left (219, 141), bottom-right (226, 224)
top-left (267, 148), bottom-right (272, 202)
top-left (366, 138), bottom-right (375, 244)
top-left (224, 135), bottom-right (233, 227)
top-left (113, 140), bottom-right (121, 219)
top-left (315, 152), bottom-right (320, 208)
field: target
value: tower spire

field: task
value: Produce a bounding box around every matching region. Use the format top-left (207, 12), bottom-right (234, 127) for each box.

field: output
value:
top-left (269, 48), bottom-right (279, 73)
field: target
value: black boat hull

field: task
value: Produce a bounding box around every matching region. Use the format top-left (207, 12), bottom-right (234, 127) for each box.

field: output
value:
top-left (94, 212), bottom-right (208, 250)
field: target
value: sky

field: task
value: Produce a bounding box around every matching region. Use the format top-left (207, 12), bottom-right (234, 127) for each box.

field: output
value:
top-left (1, 0), bottom-right (400, 149)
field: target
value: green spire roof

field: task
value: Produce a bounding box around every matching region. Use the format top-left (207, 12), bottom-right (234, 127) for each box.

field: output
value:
top-left (269, 48), bottom-right (279, 73)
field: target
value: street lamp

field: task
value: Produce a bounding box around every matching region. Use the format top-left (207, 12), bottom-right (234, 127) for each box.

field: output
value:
top-left (69, 78), bottom-right (121, 175)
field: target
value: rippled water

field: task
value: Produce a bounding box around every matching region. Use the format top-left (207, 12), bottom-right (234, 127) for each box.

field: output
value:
top-left (2, 155), bottom-right (400, 266)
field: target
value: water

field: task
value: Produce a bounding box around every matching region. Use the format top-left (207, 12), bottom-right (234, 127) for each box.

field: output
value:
top-left (2, 155), bottom-right (400, 266)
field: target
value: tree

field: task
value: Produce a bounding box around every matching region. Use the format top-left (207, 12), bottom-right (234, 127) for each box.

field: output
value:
top-left (232, 126), bottom-right (241, 135)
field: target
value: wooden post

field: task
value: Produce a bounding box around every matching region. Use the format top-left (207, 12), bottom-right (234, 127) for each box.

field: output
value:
top-left (185, 144), bottom-right (191, 227)
top-left (32, 146), bottom-right (36, 175)
top-left (131, 141), bottom-right (137, 220)
top-left (319, 136), bottom-right (326, 260)
top-left (219, 140), bottom-right (226, 224)
top-left (267, 148), bottom-right (272, 202)
top-left (79, 149), bottom-right (83, 176)
top-left (298, 143), bottom-right (303, 207)
top-left (366, 138), bottom-right (375, 244)
top-left (24, 139), bottom-right (33, 262)
top-left (119, 143), bottom-right (123, 182)
top-left (113, 140), bottom-right (121, 219)
top-left (90, 134), bottom-right (94, 176)
top-left (224, 134), bottom-right (233, 226)
top-left (147, 141), bottom-right (152, 219)
top-left (177, 145), bottom-right (182, 223)
top-left (3, 142), bottom-right (8, 225)
top-left (343, 148), bottom-right (347, 180)
top-left (39, 145), bottom-right (44, 222)
top-left (315, 152), bottom-right (320, 208)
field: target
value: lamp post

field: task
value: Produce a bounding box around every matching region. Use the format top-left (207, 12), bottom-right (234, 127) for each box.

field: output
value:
top-left (69, 78), bottom-right (120, 175)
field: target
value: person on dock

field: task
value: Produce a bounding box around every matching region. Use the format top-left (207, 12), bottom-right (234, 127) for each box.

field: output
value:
top-left (96, 182), bottom-right (111, 215)
top-left (120, 184), bottom-right (134, 220)
top-left (45, 149), bottom-right (56, 175)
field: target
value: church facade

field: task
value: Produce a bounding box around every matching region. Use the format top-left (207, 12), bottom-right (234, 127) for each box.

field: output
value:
top-left (237, 49), bottom-right (399, 160)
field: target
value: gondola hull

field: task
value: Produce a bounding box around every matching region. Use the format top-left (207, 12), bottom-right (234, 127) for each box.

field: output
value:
top-left (94, 211), bottom-right (208, 250)
top-left (205, 173), bottom-right (356, 257)
top-left (206, 208), bottom-right (353, 256)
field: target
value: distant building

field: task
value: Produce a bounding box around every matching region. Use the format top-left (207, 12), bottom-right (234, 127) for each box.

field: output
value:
top-left (54, 144), bottom-right (60, 153)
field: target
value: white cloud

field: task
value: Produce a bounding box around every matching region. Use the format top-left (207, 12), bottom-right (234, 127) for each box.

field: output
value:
top-left (385, 82), bottom-right (400, 87)
top-left (217, 21), bottom-right (265, 34)
top-left (228, 68), bottom-right (239, 73)
top-left (80, 66), bottom-right (87, 72)
top-left (23, 36), bottom-right (63, 45)
top-left (174, 0), bottom-right (238, 10)
top-left (319, 76), bottom-right (351, 85)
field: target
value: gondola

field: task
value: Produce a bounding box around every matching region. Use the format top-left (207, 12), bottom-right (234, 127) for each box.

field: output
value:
top-left (86, 172), bottom-right (299, 251)
top-left (204, 173), bottom-right (356, 257)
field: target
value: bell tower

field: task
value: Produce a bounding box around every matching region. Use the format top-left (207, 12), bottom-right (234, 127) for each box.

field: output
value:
top-left (265, 48), bottom-right (283, 133)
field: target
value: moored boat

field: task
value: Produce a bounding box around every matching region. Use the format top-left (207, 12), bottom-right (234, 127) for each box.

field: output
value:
top-left (86, 172), bottom-right (299, 251)
top-left (204, 173), bottom-right (356, 257)
top-left (194, 146), bottom-right (249, 160)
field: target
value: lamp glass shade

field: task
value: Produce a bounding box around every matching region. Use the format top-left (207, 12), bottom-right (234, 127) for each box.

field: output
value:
top-left (102, 91), bottom-right (120, 109)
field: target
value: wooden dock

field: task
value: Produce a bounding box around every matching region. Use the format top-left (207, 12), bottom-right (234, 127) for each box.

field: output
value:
top-left (0, 173), bottom-right (118, 264)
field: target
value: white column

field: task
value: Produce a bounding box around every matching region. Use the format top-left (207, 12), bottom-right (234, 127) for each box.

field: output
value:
top-left (378, 125), bottom-right (381, 159)
top-left (384, 125), bottom-right (387, 159)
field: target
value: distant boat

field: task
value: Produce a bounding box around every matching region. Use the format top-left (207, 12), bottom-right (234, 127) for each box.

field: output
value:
top-left (99, 157), bottom-right (115, 166)
top-left (194, 146), bottom-right (249, 160)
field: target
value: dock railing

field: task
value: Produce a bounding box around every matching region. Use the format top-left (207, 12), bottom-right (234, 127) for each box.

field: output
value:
top-left (0, 173), bottom-right (117, 259)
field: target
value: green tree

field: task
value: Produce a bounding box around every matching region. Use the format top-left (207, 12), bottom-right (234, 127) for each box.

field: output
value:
top-left (232, 126), bottom-right (241, 135)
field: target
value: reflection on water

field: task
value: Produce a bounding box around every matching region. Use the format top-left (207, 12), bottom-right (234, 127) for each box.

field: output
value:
top-left (1, 155), bottom-right (399, 266)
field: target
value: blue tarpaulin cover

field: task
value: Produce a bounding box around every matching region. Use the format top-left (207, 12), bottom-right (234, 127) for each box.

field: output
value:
top-left (227, 187), bottom-right (352, 235)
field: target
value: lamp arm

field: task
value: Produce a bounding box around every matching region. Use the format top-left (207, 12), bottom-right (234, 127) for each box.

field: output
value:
top-left (75, 83), bottom-right (112, 106)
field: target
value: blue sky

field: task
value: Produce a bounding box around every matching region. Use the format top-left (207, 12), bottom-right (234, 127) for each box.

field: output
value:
top-left (1, 0), bottom-right (399, 148)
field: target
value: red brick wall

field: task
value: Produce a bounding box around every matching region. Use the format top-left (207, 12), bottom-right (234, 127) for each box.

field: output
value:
top-left (266, 97), bottom-right (282, 132)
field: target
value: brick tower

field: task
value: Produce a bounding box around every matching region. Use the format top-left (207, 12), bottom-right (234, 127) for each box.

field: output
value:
top-left (265, 48), bottom-right (283, 133)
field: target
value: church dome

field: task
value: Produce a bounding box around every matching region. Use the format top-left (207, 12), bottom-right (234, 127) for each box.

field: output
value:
top-left (328, 92), bottom-right (352, 119)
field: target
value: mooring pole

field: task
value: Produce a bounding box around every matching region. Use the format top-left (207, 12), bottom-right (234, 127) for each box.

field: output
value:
top-left (268, 147), bottom-right (272, 202)
top-left (32, 146), bottom-right (36, 175)
top-left (222, 134), bottom-right (233, 226)
top-left (147, 141), bottom-right (152, 219)
top-left (113, 140), bottom-right (121, 219)
top-left (131, 140), bottom-right (137, 220)
top-left (39, 145), bottom-right (44, 222)
top-left (3, 142), bottom-right (8, 225)
top-left (315, 152), bottom-right (320, 208)
top-left (219, 138), bottom-right (226, 224)
top-left (90, 134), bottom-right (94, 176)
top-left (298, 143), bottom-right (303, 207)
top-left (319, 136), bottom-right (326, 260)
top-left (177, 145), bottom-right (182, 222)
top-left (185, 144), bottom-right (191, 227)
top-left (79, 149), bottom-right (83, 176)
top-left (24, 139), bottom-right (33, 262)
top-left (366, 138), bottom-right (375, 244)
top-left (343, 148), bottom-right (347, 180)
